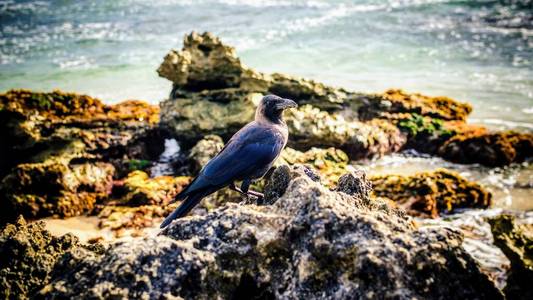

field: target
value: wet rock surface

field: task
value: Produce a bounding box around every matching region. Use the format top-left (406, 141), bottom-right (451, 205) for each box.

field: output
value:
top-left (489, 214), bottom-right (533, 300)
top-left (370, 168), bottom-right (492, 218)
top-left (37, 166), bottom-right (502, 299)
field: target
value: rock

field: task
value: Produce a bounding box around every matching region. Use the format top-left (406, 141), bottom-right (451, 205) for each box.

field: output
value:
top-left (370, 168), bottom-right (492, 218)
top-left (439, 130), bottom-right (533, 167)
top-left (0, 148), bottom-right (115, 223)
top-left (396, 113), bottom-right (456, 154)
top-left (0, 217), bottom-right (81, 299)
top-left (0, 89), bottom-right (164, 223)
top-left (0, 89), bottom-right (163, 178)
top-left (489, 215), bottom-right (533, 300)
top-left (97, 203), bottom-right (179, 234)
top-left (285, 105), bottom-right (406, 159)
top-left (111, 170), bottom-right (191, 206)
top-left (157, 31), bottom-right (265, 91)
top-left (188, 135), bottom-right (225, 173)
top-left (336, 169), bottom-right (372, 201)
top-left (278, 147), bottom-right (351, 187)
top-left (358, 89), bottom-right (472, 122)
top-left (158, 32), bottom-right (406, 159)
top-left (159, 92), bottom-right (259, 147)
top-left (40, 166), bottom-right (502, 299)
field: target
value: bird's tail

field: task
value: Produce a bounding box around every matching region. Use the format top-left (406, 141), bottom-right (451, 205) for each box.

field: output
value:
top-left (159, 188), bottom-right (212, 228)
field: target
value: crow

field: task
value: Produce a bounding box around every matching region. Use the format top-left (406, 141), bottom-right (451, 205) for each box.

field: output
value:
top-left (160, 95), bottom-right (297, 228)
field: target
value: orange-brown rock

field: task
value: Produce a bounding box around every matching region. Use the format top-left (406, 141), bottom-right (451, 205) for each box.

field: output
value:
top-left (358, 89), bottom-right (472, 121)
top-left (370, 168), bottom-right (492, 218)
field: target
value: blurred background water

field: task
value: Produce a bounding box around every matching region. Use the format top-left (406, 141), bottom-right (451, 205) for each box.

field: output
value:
top-left (1, 0), bottom-right (531, 130)
top-left (1, 0), bottom-right (531, 209)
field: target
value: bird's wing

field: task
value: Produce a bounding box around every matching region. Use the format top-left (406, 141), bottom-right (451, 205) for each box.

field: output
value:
top-left (180, 125), bottom-right (285, 196)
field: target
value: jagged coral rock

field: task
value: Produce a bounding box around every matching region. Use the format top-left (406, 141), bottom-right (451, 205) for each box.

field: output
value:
top-left (370, 168), bottom-right (492, 218)
top-left (40, 166), bottom-right (502, 299)
top-left (158, 31), bottom-right (263, 91)
top-left (158, 32), bottom-right (406, 159)
top-left (0, 217), bottom-right (80, 300)
top-left (489, 214), bottom-right (533, 300)
top-left (439, 130), bottom-right (533, 167)
top-left (358, 89), bottom-right (472, 121)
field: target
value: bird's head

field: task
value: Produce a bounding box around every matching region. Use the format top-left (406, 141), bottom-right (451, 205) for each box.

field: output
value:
top-left (255, 94), bottom-right (298, 124)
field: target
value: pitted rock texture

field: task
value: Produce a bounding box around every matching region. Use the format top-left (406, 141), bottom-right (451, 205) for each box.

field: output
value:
top-left (0, 217), bottom-right (81, 300)
top-left (39, 166), bottom-right (502, 299)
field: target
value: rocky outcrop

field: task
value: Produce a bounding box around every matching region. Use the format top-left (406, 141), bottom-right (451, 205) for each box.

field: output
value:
top-left (158, 32), bottom-right (406, 159)
top-left (439, 130), bottom-right (533, 167)
top-left (489, 215), bottom-right (533, 300)
top-left (157, 32), bottom-right (533, 166)
top-left (0, 217), bottom-right (83, 299)
top-left (38, 166), bottom-right (502, 299)
top-left (0, 90), bottom-right (164, 224)
top-left (370, 169), bottom-right (492, 218)
top-left (358, 89), bottom-right (473, 121)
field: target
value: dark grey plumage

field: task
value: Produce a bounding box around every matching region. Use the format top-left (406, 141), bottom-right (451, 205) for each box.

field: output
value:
top-left (160, 95), bottom-right (297, 228)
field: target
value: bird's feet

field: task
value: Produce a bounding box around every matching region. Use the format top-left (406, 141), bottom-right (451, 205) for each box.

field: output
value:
top-left (230, 183), bottom-right (264, 204)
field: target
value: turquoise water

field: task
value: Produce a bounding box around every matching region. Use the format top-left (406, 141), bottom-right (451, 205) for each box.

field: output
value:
top-left (1, 0), bottom-right (532, 130)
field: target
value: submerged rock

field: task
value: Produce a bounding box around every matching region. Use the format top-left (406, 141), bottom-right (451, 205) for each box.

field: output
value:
top-left (370, 168), bottom-right (492, 218)
top-left (0, 217), bottom-right (81, 300)
top-left (489, 215), bottom-right (533, 300)
top-left (39, 166), bottom-right (502, 299)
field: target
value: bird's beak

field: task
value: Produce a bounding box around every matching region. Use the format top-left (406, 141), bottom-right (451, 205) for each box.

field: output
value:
top-left (276, 98), bottom-right (298, 110)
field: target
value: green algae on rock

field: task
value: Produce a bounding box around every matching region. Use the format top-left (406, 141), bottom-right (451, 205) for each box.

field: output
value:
top-left (38, 165), bottom-right (503, 299)
top-left (489, 214), bottom-right (533, 300)
top-left (0, 217), bottom-right (81, 300)
top-left (370, 168), bottom-right (492, 218)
